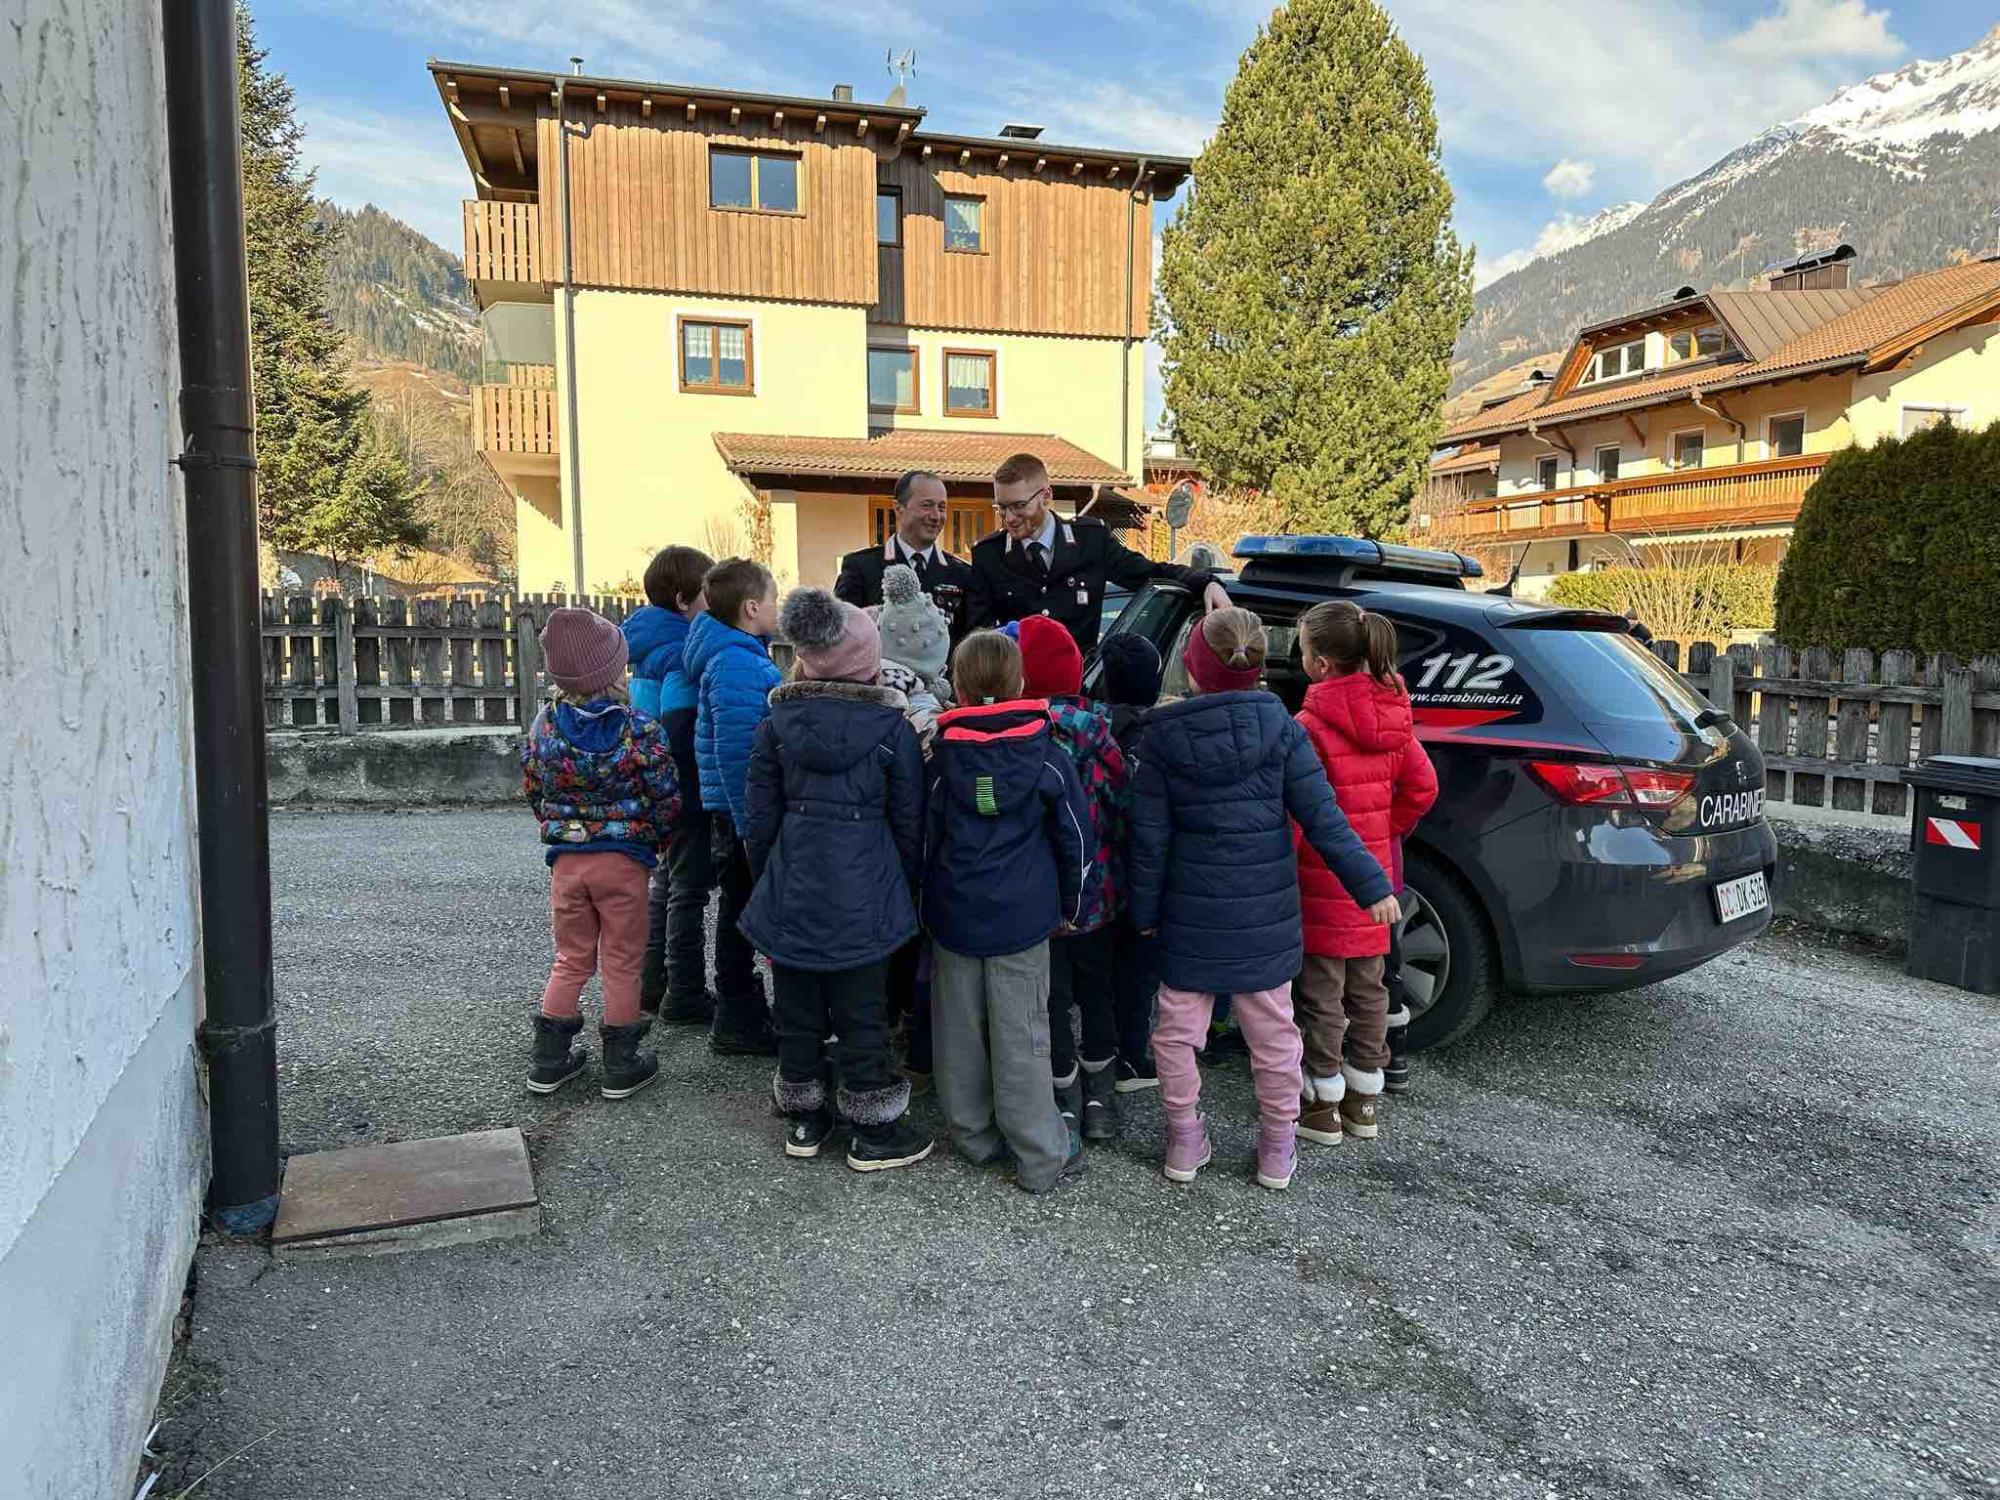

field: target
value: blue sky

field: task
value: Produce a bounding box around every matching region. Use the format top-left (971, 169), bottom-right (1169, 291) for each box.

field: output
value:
top-left (265, 0), bottom-right (1993, 417)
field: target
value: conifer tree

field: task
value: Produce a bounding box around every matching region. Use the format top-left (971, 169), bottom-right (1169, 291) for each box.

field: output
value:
top-left (237, 7), bottom-right (422, 578)
top-left (1158, 0), bottom-right (1472, 536)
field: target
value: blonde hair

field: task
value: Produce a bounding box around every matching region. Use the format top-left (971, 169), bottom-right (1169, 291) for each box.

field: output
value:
top-left (1199, 607), bottom-right (1267, 674)
top-left (952, 630), bottom-right (1024, 704)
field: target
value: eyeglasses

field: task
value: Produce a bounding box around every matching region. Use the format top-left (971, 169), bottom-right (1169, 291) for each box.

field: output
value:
top-left (994, 486), bottom-right (1050, 518)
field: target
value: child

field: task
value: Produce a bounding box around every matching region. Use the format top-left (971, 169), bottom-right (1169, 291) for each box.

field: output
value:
top-left (624, 544), bottom-right (714, 1024)
top-left (925, 630), bottom-right (1093, 1193)
top-left (1097, 632), bottom-right (1163, 1095)
top-left (1293, 601), bottom-right (1437, 1143)
top-left (1127, 608), bottom-right (1395, 1190)
top-left (740, 589), bottom-right (932, 1170)
top-left (521, 608), bottom-right (680, 1099)
top-left (683, 557), bottom-right (782, 1056)
top-left (1017, 616), bottom-right (1127, 1142)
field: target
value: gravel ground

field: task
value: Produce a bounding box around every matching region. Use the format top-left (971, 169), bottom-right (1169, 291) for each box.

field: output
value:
top-left (152, 808), bottom-right (1999, 1500)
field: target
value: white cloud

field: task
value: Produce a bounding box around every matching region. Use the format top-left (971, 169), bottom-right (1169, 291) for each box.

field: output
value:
top-left (1731, 0), bottom-right (1901, 61)
top-left (1541, 158), bottom-right (1594, 198)
top-left (296, 101), bottom-right (477, 250)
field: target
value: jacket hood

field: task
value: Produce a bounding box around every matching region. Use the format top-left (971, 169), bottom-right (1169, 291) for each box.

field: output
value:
top-left (936, 699), bottom-right (1057, 817)
top-left (1302, 673), bottom-right (1413, 755)
top-left (624, 605), bottom-right (690, 666)
top-left (549, 697), bottom-right (633, 756)
top-left (1144, 690), bottom-right (1291, 787)
top-left (768, 679), bottom-right (908, 772)
top-left (683, 610), bottom-right (766, 685)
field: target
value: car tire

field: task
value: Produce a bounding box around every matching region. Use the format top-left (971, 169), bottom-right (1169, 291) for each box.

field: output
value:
top-left (1399, 852), bottom-right (1498, 1052)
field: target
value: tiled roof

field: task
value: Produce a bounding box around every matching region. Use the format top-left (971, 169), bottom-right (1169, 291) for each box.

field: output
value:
top-left (1429, 444), bottom-right (1500, 475)
top-left (1444, 260), bottom-right (2000, 443)
top-left (712, 429), bottom-right (1129, 485)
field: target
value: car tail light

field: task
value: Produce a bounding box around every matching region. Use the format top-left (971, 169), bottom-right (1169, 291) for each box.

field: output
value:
top-left (1526, 759), bottom-right (1695, 811)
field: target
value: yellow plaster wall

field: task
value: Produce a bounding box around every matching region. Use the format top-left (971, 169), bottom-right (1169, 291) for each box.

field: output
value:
top-left (1850, 323), bottom-right (2000, 444)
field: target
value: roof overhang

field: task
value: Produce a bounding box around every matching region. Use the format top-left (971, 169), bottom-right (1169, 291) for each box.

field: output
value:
top-left (907, 130), bottom-right (1191, 195)
top-left (713, 430), bottom-right (1128, 489)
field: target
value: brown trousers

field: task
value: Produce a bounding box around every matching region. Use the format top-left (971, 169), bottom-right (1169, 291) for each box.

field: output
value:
top-left (1294, 953), bottom-right (1389, 1078)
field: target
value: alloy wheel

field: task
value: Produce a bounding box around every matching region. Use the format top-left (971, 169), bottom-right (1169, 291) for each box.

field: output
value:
top-left (1396, 885), bottom-right (1452, 1022)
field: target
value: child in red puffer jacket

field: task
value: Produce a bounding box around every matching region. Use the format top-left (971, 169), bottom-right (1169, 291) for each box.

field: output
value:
top-left (1293, 601), bottom-right (1438, 1146)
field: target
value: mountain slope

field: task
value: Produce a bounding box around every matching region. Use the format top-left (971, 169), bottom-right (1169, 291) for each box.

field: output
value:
top-left (319, 202), bottom-right (480, 385)
top-left (1455, 26), bottom-right (2000, 393)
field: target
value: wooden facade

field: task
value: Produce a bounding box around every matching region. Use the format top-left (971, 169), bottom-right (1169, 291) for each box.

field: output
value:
top-left (1447, 452), bottom-right (1831, 542)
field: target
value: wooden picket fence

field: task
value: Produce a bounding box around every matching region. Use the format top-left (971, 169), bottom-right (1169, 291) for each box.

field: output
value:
top-left (1649, 639), bottom-right (2000, 818)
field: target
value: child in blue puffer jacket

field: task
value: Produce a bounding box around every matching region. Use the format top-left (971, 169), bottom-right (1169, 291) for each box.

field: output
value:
top-left (683, 557), bottom-right (783, 1056)
top-left (623, 544), bottom-right (713, 1024)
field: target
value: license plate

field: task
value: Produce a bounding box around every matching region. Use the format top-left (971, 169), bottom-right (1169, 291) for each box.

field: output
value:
top-left (1713, 871), bottom-right (1769, 924)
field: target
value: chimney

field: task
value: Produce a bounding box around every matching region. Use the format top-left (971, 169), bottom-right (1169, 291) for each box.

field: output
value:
top-left (999, 123), bottom-right (1044, 140)
top-left (1768, 243), bottom-right (1855, 291)
top-left (832, 83), bottom-right (854, 102)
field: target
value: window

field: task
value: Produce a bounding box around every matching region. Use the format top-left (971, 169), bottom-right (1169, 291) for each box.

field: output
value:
top-left (1595, 444), bottom-right (1621, 482)
top-left (1902, 404), bottom-right (1966, 436)
top-left (1672, 429), bottom-right (1705, 469)
top-left (1536, 454), bottom-right (1560, 490)
top-left (944, 194), bottom-right (985, 253)
top-left (679, 319), bottom-right (753, 394)
top-left (1667, 326), bottom-right (1728, 363)
top-left (944, 349), bottom-right (996, 417)
top-left (876, 188), bottom-right (902, 246)
top-left (709, 149), bottom-right (799, 214)
top-left (1768, 412), bottom-right (1806, 458)
top-left (1578, 338), bottom-right (1647, 386)
top-left (867, 346), bottom-right (919, 414)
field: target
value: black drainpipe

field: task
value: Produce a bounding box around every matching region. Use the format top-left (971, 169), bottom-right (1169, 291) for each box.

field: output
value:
top-left (163, 0), bottom-right (281, 1233)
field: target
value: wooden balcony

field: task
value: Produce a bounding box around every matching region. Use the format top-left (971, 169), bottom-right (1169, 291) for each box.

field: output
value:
top-left (1445, 453), bottom-right (1831, 542)
top-left (474, 384), bottom-right (557, 464)
top-left (462, 200), bottom-right (543, 292)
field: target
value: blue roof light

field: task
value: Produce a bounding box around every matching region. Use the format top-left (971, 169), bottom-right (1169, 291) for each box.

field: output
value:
top-left (1232, 535), bottom-right (1484, 579)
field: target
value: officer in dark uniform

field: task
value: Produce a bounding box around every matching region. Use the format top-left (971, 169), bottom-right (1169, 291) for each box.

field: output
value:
top-left (833, 468), bottom-right (976, 638)
top-left (966, 451), bottom-right (1231, 653)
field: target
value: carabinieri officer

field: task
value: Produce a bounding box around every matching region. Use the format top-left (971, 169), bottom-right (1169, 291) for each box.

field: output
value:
top-left (965, 450), bottom-right (1231, 652)
top-left (834, 469), bottom-right (977, 639)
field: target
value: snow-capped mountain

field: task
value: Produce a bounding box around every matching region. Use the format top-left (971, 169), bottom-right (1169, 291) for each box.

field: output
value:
top-left (1455, 26), bottom-right (2000, 392)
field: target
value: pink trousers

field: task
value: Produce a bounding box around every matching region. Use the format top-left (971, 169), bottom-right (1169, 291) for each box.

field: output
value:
top-left (540, 853), bottom-right (650, 1027)
top-left (1151, 983), bottom-right (1303, 1127)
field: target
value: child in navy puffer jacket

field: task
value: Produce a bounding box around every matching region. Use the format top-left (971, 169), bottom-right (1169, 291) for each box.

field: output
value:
top-left (924, 630), bottom-right (1093, 1194)
top-left (1128, 609), bottom-right (1395, 1192)
top-left (522, 608), bottom-right (679, 1101)
top-left (623, 544), bottom-right (713, 1024)
top-left (1097, 631), bottom-right (1164, 1096)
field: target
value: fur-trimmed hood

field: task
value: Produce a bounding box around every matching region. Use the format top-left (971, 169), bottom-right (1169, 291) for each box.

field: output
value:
top-left (769, 678), bottom-right (907, 711)
top-left (767, 677), bottom-right (909, 775)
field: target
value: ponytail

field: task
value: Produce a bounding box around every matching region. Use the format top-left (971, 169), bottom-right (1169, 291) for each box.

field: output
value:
top-left (1361, 611), bottom-right (1397, 686)
top-left (1300, 600), bottom-right (1398, 687)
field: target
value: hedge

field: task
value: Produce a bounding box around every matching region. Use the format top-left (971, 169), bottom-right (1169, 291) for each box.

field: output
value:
top-left (1774, 423), bottom-right (2000, 654)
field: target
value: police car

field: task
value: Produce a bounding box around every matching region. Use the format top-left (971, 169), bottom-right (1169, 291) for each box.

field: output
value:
top-left (1094, 535), bottom-right (1778, 1050)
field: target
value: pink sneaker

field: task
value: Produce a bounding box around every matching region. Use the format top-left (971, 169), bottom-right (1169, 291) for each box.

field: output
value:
top-left (1163, 1114), bottom-right (1212, 1183)
top-left (1255, 1124), bottom-right (1296, 1190)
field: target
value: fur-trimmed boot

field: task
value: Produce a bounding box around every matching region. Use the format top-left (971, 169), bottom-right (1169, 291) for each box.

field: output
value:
top-left (598, 1021), bottom-right (660, 1100)
top-left (1298, 1073), bottom-right (1346, 1146)
top-left (1339, 1062), bottom-right (1382, 1140)
top-left (774, 1073), bottom-right (834, 1158)
top-left (842, 1079), bottom-right (932, 1172)
top-left (527, 1013), bottom-right (587, 1094)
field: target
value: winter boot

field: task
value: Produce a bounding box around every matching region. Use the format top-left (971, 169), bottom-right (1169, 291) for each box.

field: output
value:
top-left (1340, 1063), bottom-right (1382, 1140)
top-left (599, 1021), bottom-right (660, 1099)
top-left (1297, 1074), bottom-right (1345, 1146)
top-left (772, 1074), bottom-right (832, 1156)
top-left (1017, 1129), bottom-right (1085, 1194)
top-left (1255, 1122), bottom-right (1297, 1191)
top-left (710, 983), bottom-right (778, 1056)
top-left (526, 1013), bottom-right (587, 1094)
top-left (1383, 1005), bottom-right (1412, 1095)
top-left (1054, 1067), bottom-right (1083, 1131)
top-left (848, 1116), bottom-right (934, 1172)
top-left (662, 988), bottom-right (718, 1027)
top-left (1163, 1113), bottom-right (1212, 1184)
top-left (1114, 1055), bottom-right (1158, 1093)
top-left (1080, 1058), bottom-right (1119, 1142)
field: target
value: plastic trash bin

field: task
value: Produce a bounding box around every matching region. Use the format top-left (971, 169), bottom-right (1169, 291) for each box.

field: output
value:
top-left (1903, 755), bottom-right (2000, 994)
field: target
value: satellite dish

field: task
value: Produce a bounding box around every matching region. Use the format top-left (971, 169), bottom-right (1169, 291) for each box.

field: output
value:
top-left (1164, 480), bottom-right (1197, 530)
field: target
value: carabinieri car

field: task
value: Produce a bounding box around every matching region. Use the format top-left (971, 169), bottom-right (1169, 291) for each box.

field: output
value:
top-left (1092, 535), bottom-right (1778, 1050)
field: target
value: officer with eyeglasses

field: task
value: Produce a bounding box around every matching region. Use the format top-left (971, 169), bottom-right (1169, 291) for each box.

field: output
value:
top-left (965, 450), bottom-right (1231, 652)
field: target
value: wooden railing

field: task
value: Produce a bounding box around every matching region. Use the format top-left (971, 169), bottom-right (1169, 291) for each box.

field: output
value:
top-left (463, 199), bottom-right (542, 285)
top-left (1449, 453), bottom-right (1830, 541)
top-left (474, 384), bottom-right (557, 456)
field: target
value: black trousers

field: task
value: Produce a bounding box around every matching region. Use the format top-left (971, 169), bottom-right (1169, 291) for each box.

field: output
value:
top-left (888, 936), bottom-right (931, 1073)
top-left (772, 960), bottom-right (894, 1097)
top-left (710, 814), bottom-right (761, 1004)
top-left (1111, 917), bottom-right (1158, 1064)
top-left (641, 812), bottom-right (729, 1008)
top-left (1048, 926), bottom-right (1117, 1078)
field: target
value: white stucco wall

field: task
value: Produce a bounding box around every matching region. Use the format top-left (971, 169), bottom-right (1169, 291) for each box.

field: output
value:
top-left (1, 2), bottom-right (208, 1496)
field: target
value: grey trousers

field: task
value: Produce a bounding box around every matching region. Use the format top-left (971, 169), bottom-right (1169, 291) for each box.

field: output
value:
top-left (932, 940), bottom-right (1071, 1191)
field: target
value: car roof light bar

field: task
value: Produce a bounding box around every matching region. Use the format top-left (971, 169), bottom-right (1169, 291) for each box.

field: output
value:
top-left (1231, 535), bottom-right (1484, 578)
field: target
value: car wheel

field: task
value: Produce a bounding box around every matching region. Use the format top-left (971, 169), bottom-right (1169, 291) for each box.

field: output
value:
top-left (1398, 852), bottom-right (1498, 1052)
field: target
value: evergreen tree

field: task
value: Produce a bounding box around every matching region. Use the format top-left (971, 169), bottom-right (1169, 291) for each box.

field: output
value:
top-left (238, 7), bottom-right (423, 577)
top-left (1158, 0), bottom-right (1472, 536)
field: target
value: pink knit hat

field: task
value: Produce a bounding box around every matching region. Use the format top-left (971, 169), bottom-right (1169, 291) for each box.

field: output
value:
top-left (780, 588), bottom-right (881, 683)
top-left (539, 607), bottom-right (629, 697)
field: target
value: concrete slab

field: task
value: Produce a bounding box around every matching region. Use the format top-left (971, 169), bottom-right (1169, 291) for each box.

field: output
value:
top-left (270, 1127), bottom-right (538, 1260)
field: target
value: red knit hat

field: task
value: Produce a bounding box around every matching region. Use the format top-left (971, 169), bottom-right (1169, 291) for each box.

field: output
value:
top-left (1183, 613), bottom-right (1263, 694)
top-left (1018, 615), bottom-right (1083, 698)
top-left (540, 607), bottom-right (628, 697)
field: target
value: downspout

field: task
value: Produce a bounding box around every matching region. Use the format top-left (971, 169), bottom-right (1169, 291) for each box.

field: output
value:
top-left (1121, 157), bottom-right (1150, 482)
top-left (1690, 387), bottom-right (1747, 463)
top-left (162, 0), bottom-right (280, 1232)
top-left (556, 75), bottom-right (587, 595)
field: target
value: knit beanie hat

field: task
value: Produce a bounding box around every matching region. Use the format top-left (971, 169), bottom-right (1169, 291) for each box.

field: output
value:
top-left (781, 588), bottom-right (881, 683)
top-left (1183, 612), bottom-right (1263, 694)
top-left (540, 607), bottom-right (628, 698)
top-left (1098, 631), bottom-right (1162, 707)
top-left (1018, 614), bottom-right (1083, 699)
top-left (873, 563), bottom-right (950, 680)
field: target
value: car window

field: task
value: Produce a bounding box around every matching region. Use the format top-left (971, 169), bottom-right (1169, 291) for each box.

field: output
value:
top-left (1521, 629), bottom-right (1717, 737)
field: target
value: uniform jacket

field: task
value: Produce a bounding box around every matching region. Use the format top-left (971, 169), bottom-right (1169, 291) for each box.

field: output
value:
top-left (739, 679), bottom-right (925, 972)
top-left (965, 514), bottom-right (1214, 652)
top-left (1127, 690), bottom-right (1390, 995)
top-left (520, 696), bottom-right (680, 868)
top-left (922, 700), bottom-right (1093, 958)
top-left (622, 605), bottom-right (698, 812)
top-left (834, 536), bottom-right (976, 640)
top-left (1045, 695), bottom-right (1127, 933)
top-left (683, 611), bottom-right (782, 823)
top-left (1296, 673), bottom-right (1438, 958)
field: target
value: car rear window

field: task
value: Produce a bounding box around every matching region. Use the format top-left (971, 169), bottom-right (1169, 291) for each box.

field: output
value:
top-left (1521, 629), bottom-right (1717, 737)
